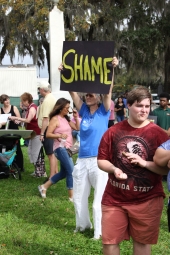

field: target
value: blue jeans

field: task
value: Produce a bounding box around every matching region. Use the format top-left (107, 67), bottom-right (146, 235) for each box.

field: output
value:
top-left (72, 130), bottom-right (80, 142)
top-left (50, 147), bottom-right (74, 189)
top-left (117, 115), bottom-right (124, 122)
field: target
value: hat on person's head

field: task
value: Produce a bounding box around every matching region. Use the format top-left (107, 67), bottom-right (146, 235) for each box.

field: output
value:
top-left (39, 80), bottom-right (51, 90)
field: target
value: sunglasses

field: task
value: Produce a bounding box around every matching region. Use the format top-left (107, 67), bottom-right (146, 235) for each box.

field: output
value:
top-left (85, 94), bottom-right (94, 98)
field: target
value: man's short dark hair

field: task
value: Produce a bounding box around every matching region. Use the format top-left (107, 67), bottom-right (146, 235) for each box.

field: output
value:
top-left (127, 86), bottom-right (151, 106)
top-left (159, 92), bottom-right (169, 101)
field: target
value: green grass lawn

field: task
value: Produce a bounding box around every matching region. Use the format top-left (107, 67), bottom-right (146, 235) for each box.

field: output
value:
top-left (0, 146), bottom-right (169, 255)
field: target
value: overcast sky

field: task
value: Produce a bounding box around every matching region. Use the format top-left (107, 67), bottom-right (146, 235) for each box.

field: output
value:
top-left (2, 54), bottom-right (48, 78)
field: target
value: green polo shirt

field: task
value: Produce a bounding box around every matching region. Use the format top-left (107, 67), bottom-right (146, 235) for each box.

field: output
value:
top-left (153, 106), bottom-right (170, 130)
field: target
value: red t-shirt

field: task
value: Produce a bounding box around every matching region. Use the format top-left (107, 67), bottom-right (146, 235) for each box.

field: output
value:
top-left (98, 120), bottom-right (169, 206)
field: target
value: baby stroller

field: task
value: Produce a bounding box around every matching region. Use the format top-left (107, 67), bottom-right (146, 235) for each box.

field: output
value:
top-left (0, 134), bottom-right (22, 180)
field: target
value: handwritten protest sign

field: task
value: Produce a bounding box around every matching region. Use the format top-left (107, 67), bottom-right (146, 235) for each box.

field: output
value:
top-left (60, 41), bottom-right (114, 94)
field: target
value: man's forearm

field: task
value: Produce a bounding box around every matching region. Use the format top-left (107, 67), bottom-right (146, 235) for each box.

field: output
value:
top-left (153, 149), bottom-right (170, 167)
top-left (146, 161), bottom-right (169, 175)
top-left (41, 118), bottom-right (49, 135)
top-left (98, 159), bottom-right (116, 174)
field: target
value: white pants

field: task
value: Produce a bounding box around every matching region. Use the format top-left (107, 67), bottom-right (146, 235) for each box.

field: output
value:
top-left (73, 157), bottom-right (108, 239)
top-left (28, 135), bottom-right (42, 164)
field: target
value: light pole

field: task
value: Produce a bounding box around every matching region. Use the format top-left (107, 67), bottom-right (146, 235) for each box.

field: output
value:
top-left (49, 0), bottom-right (64, 93)
top-left (52, 0), bottom-right (59, 5)
top-left (49, 0), bottom-right (72, 104)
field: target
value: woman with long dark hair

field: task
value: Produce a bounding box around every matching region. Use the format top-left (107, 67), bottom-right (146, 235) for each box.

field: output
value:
top-left (114, 96), bottom-right (126, 122)
top-left (38, 98), bottom-right (80, 201)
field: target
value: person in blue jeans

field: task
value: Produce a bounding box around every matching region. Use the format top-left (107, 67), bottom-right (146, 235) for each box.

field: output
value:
top-left (114, 97), bottom-right (126, 122)
top-left (53, 147), bottom-right (74, 193)
top-left (38, 98), bottom-right (80, 201)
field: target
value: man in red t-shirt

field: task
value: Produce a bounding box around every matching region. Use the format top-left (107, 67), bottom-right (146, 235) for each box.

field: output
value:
top-left (97, 86), bottom-right (169, 255)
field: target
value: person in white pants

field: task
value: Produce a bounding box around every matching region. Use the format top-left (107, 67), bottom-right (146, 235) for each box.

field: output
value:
top-left (73, 157), bottom-right (108, 238)
top-left (59, 57), bottom-right (119, 240)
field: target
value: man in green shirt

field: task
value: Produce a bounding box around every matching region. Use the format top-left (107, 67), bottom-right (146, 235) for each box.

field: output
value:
top-left (153, 92), bottom-right (170, 181)
top-left (153, 92), bottom-right (170, 135)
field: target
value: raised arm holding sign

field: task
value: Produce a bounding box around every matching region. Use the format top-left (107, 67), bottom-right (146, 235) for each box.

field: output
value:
top-left (59, 57), bottom-right (117, 112)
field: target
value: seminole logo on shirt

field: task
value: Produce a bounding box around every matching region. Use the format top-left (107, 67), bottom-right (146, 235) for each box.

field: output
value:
top-left (114, 135), bottom-right (153, 190)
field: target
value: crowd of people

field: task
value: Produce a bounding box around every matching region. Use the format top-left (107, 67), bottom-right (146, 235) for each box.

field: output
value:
top-left (0, 57), bottom-right (170, 254)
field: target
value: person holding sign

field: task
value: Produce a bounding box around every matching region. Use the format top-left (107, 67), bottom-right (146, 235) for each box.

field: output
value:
top-left (59, 57), bottom-right (118, 240)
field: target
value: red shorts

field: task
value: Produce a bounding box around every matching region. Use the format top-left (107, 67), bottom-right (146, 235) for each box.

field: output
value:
top-left (102, 196), bottom-right (164, 244)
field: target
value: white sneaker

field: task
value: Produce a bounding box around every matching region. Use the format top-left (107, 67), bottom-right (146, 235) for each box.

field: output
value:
top-left (74, 224), bottom-right (93, 233)
top-left (74, 228), bottom-right (79, 233)
top-left (69, 197), bottom-right (73, 202)
top-left (38, 185), bottom-right (46, 198)
top-left (42, 172), bottom-right (47, 177)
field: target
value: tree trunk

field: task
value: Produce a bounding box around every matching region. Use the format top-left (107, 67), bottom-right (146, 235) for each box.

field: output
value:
top-left (0, 34), bottom-right (9, 64)
top-left (164, 40), bottom-right (170, 94)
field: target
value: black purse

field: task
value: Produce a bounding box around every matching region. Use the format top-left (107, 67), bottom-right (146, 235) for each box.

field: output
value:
top-left (35, 146), bottom-right (46, 177)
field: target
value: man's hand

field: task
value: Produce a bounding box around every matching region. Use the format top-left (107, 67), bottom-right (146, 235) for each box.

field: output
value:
top-left (113, 168), bottom-right (127, 180)
top-left (40, 135), bottom-right (44, 142)
top-left (124, 152), bottom-right (147, 168)
top-left (58, 63), bottom-right (63, 72)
